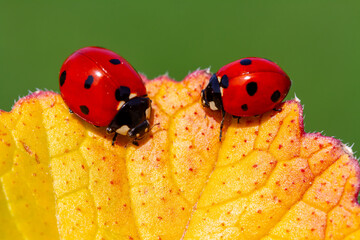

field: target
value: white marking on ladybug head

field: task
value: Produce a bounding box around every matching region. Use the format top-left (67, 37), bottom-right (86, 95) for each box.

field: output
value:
top-left (209, 101), bottom-right (218, 111)
top-left (145, 127), bottom-right (149, 133)
top-left (136, 133), bottom-right (140, 138)
top-left (117, 101), bottom-right (125, 111)
top-left (129, 93), bottom-right (137, 99)
top-left (217, 76), bottom-right (221, 83)
top-left (220, 87), bottom-right (224, 96)
top-left (201, 91), bottom-right (206, 104)
top-left (145, 107), bottom-right (151, 119)
top-left (116, 125), bottom-right (130, 136)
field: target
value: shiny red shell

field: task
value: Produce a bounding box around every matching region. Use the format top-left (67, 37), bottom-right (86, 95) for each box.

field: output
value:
top-left (59, 47), bottom-right (146, 126)
top-left (218, 57), bottom-right (291, 117)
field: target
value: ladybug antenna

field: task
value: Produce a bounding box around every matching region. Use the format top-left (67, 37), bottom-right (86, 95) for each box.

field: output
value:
top-left (150, 122), bottom-right (160, 132)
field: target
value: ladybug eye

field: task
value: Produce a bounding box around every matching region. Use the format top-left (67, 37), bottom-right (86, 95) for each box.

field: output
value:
top-left (109, 59), bottom-right (122, 65)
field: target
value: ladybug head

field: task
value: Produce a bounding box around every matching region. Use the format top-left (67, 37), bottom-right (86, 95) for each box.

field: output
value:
top-left (201, 74), bottom-right (224, 112)
top-left (107, 96), bottom-right (152, 145)
top-left (127, 119), bottom-right (150, 142)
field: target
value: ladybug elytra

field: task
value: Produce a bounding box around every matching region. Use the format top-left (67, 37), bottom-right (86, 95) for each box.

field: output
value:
top-left (59, 46), bottom-right (151, 146)
top-left (201, 57), bottom-right (291, 140)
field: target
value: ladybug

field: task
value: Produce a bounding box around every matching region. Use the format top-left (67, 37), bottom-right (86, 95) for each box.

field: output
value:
top-left (59, 46), bottom-right (151, 146)
top-left (201, 57), bottom-right (291, 141)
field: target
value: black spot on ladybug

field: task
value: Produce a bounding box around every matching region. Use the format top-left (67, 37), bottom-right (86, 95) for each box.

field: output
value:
top-left (84, 75), bottom-right (94, 89)
top-left (240, 59), bottom-right (252, 65)
top-left (241, 104), bottom-right (248, 111)
top-left (80, 105), bottom-right (89, 115)
top-left (271, 90), bottom-right (281, 103)
top-left (109, 59), bottom-right (122, 65)
top-left (60, 71), bottom-right (66, 87)
top-left (220, 75), bottom-right (229, 88)
top-left (115, 86), bottom-right (131, 101)
top-left (246, 82), bottom-right (258, 96)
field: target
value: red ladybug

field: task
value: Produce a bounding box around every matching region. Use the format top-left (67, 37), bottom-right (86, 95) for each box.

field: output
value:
top-left (59, 46), bottom-right (151, 145)
top-left (201, 57), bottom-right (291, 140)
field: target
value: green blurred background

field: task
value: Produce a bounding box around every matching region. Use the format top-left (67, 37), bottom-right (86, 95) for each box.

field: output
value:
top-left (0, 1), bottom-right (359, 156)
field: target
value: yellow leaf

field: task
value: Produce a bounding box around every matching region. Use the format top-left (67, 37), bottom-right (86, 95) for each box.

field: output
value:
top-left (0, 70), bottom-right (359, 240)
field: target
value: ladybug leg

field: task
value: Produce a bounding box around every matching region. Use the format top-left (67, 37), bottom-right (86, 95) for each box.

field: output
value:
top-left (219, 109), bottom-right (226, 142)
top-left (232, 115), bottom-right (241, 123)
top-left (111, 132), bottom-right (118, 146)
top-left (132, 140), bottom-right (139, 146)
